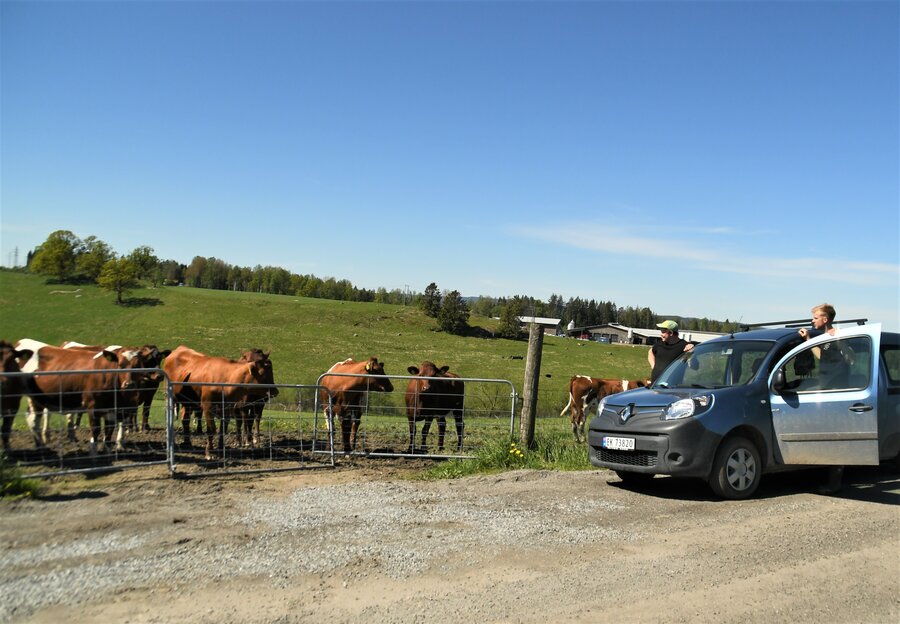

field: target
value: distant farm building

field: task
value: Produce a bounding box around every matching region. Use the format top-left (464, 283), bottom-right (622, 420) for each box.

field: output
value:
top-left (565, 322), bottom-right (724, 346)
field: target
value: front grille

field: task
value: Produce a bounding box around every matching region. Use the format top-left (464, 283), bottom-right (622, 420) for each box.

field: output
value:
top-left (594, 447), bottom-right (658, 467)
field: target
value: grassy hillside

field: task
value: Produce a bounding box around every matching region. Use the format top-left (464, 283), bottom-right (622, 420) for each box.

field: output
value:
top-left (0, 270), bottom-right (651, 415)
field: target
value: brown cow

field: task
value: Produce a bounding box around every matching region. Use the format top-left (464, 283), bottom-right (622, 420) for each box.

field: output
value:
top-left (560, 375), bottom-right (649, 443)
top-left (405, 362), bottom-right (465, 454)
top-left (15, 338), bottom-right (150, 454)
top-left (163, 345), bottom-right (277, 459)
top-left (1, 340), bottom-right (33, 450)
top-left (60, 342), bottom-right (171, 433)
top-left (319, 357), bottom-right (394, 455)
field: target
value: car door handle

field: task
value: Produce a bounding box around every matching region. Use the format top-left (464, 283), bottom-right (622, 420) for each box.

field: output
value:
top-left (849, 404), bottom-right (873, 413)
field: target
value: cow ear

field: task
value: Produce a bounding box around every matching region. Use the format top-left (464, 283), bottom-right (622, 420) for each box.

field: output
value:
top-left (101, 350), bottom-right (119, 363)
top-left (440, 365), bottom-right (450, 374)
top-left (408, 366), bottom-right (419, 375)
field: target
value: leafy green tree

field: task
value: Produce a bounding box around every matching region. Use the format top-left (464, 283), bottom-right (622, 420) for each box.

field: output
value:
top-left (497, 297), bottom-right (525, 339)
top-left (128, 246), bottom-right (160, 284)
top-left (76, 235), bottom-right (113, 281)
top-left (438, 290), bottom-right (470, 335)
top-left (29, 230), bottom-right (81, 281)
top-left (97, 256), bottom-right (139, 304)
top-left (421, 282), bottom-right (442, 318)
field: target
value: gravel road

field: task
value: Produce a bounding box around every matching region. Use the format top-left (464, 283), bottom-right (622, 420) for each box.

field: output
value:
top-left (1, 463), bottom-right (898, 623)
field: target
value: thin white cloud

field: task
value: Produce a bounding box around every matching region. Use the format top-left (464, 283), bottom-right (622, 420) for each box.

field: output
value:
top-left (512, 224), bottom-right (900, 286)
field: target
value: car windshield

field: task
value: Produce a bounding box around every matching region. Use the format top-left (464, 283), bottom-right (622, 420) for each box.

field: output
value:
top-left (655, 340), bottom-right (774, 389)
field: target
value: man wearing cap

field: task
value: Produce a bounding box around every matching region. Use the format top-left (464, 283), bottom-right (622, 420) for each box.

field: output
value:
top-left (648, 320), bottom-right (694, 383)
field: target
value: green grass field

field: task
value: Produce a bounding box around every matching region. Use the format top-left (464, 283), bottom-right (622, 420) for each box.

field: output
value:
top-left (1, 270), bottom-right (652, 418)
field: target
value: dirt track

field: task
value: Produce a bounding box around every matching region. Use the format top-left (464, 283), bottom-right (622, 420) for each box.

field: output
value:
top-left (1, 462), bottom-right (898, 623)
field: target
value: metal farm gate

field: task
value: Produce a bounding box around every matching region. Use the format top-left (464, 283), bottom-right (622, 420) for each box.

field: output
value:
top-left (1, 368), bottom-right (173, 479)
top-left (2, 369), bottom-right (519, 479)
top-left (313, 371), bottom-right (518, 459)
top-left (166, 380), bottom-right (337, 476)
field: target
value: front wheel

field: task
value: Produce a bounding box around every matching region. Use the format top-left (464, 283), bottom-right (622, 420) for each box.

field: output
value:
top-left (708, 436), bottom-right (761, 499)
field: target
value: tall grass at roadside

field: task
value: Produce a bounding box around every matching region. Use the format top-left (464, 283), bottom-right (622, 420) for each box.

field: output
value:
top-left (417, 432), bottom-right (593, 480)
top-left (0, 453), bottom-right (43, 498)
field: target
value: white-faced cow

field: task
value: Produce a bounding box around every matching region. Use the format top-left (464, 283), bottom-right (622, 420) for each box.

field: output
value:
top-left (405, 362), bottom-right (465, 454)
top-left (560, 375), bottom-right (649, 443)
top-left (1, 340), bottom-right (33, 451)
top-left (60, 342), bottom-right (171, 433)
top-left (15, 338), bottom-right (151, 454)
top-left (163, 345), bottom-right (277, 459)
top-left (319, 357), bottom-right (394, 455)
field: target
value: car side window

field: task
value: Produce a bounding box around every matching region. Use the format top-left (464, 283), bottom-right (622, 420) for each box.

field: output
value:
top-left (881, 344), bottom-right (899, 390)
top-left (782, 336), bottom-right (871, 392)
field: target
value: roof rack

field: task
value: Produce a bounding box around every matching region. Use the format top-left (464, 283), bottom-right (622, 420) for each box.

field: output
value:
top-left (738, 318), bottom-right (868, 332)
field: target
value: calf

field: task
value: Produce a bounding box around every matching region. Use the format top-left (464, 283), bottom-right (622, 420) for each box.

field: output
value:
top-left (319, 357), bottom-right (394, 454)
top-left (560, 376), bottom-right (649, 443)
top-left (164, 345), bottom-right (277, 459)
top-left (1, 340), bottom-right (33, 450)
top-left (405, 362), bottom-right (465, 454)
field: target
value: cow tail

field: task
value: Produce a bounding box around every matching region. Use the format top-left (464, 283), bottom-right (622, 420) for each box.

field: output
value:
top-left (560, 392), bottom-right (575, 418)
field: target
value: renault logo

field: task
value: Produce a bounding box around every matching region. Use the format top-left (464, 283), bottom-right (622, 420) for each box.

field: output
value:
top-left (618, 403), bottom-right (635, 425)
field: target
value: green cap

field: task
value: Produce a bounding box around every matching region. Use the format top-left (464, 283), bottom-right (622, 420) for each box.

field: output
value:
top-left (656, 320), bottom-right (678, 331)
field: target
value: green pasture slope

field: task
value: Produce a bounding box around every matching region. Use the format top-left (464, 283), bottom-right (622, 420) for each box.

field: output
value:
top-left (0, 270), bottom-right (651, 418)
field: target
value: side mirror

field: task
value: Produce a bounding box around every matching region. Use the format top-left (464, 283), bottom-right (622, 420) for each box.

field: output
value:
top-left (771, 368), bottom-right (786, 394)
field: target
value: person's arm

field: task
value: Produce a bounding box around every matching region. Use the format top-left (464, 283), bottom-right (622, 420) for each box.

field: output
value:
top-left (647, 346), bottom-right (655, 369)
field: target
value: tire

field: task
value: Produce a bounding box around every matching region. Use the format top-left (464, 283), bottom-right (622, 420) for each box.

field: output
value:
top-left (615, 470), bottom-right (655, 485)
top-left (708, 436), bottom-right (762, 500)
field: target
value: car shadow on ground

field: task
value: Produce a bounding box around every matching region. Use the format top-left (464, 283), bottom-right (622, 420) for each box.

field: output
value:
top-left (608, 464), bottom-right (899, 505)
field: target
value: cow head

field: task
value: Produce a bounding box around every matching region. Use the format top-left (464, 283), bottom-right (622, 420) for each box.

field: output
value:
top-left (110, 349), bottom-right (142, 390)
top-left (240, 349), bottom-right (278, 398)
top-left (364, 357), bottom-right (394, 392)
top-left (135, 345), bottom-right (171, 386)
top-left (0, 340), bottom-right (32, 389)
top-left (407, 361), bottom-right (451, 394)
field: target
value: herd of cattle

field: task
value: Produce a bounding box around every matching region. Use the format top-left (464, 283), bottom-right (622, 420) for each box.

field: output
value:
top-left (1, 338), bottom-right (649, 462)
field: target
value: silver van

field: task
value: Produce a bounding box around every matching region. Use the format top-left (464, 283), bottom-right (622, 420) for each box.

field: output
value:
top-left (587, 322), bottom-right (900, 499)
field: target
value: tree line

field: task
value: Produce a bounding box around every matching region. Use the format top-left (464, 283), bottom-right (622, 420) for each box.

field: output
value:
top-left (22, 230), bottom-right (738, 335)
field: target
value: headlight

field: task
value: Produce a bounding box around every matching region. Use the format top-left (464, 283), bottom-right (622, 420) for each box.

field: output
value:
top-left (663, 395), bottom-right (713, 421)
top-left (597, 396), bottom-right (608, 414)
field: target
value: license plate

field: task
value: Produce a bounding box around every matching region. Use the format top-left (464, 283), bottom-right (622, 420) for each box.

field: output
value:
top-left (602, 436), bottom-right (635, 451)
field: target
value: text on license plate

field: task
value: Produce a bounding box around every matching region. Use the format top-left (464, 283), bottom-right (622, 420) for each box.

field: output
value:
top-left (602, 436), bottom-right (635, 451)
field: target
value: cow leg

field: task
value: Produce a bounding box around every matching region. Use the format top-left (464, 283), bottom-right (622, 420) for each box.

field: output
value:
top-left (203, 407), bottom-right (216, 460)
top-left (252, 411), bottom-right (259, 448)
top-left (179, 404), bottom-right (193, 448)
top-left (419, 417), bottom-right (437, 453)
top-left (572, 403), bottom-right (584, 443)
top-left (26, 399), bottom-right (46, 448)
top-left (349, 412), bottom-right (362, 453)
top-left (435, 417), bottom-right (447, 452)
top-left (65, 412), bottom-right (78, 442)
top-left (87, 410), bottom-right (102, 455)
top-left (1, 412), bottom-right (13, 450)
top-left (406, 417), bottom-right (418, 454)
top-left (194, 411), bottom-right (203, 434)
top-left (141, 402), bottom-right (151, 432)
top-left (454, 414), bottom-right (465, 452)
top-left (340, 413), bottom-right (353, 454)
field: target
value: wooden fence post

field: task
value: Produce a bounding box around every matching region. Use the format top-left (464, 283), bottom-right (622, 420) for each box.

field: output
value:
top-left (519, 322), bottom-right (543, 447)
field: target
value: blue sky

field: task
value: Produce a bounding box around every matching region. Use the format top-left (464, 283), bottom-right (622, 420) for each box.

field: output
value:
top-left (2, 1), bottom-right (898, 331)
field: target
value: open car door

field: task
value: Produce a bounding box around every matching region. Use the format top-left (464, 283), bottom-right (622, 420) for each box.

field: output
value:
top-left (769, 323), bottom-right (881, 466)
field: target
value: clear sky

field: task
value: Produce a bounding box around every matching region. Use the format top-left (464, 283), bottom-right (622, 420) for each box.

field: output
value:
top-left (2, 0), bottom-right (898, 331)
